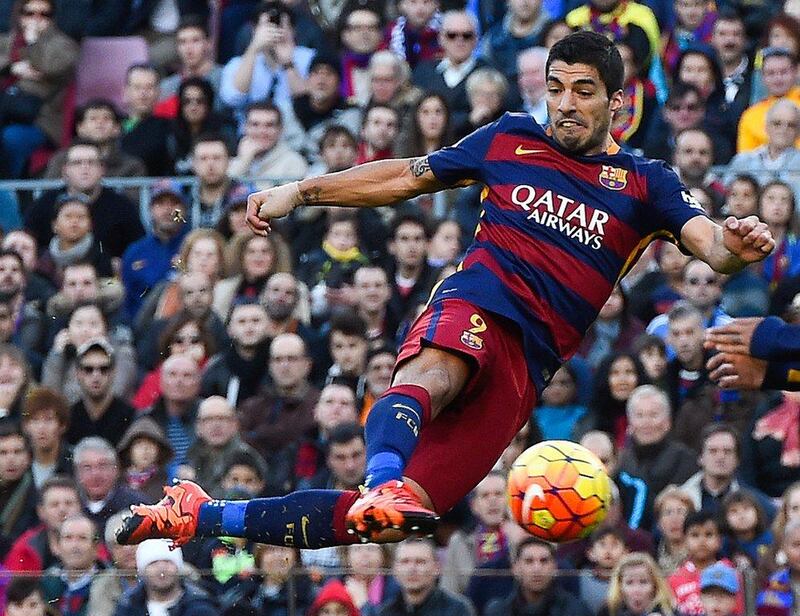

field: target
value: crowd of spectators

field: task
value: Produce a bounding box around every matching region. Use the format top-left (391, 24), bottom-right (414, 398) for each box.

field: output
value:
top-left (0, 0), bottom-right (799, 614)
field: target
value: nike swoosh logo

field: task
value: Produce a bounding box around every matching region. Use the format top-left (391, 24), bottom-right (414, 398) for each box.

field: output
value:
top-left (515, 145), bottom-right (547, 156)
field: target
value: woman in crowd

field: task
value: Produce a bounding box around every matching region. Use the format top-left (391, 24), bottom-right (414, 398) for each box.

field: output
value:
top-left (653, 485), bottom-right (695, 575)
top-left (132, 313), bottom-right (216, 410)
top-left (599, 552), bottom-right (677, 616)
top-left (674, 46), bottom-right (736, 163)
top-left (169, 77), bottom-right (236, 175)
top-left (588, 351), bottom-right (648, 446)
top-left (141, 228), bottom-right (228, 325)
top-left (213, 233), bottom-right (291, 321)
top-left (403, 92), bottom-right (451, 157)
top-left (755, 181), bottom-right (800, 290)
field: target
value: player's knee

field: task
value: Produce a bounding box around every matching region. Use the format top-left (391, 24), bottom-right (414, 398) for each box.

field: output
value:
top-left (394, 361), bottom-right (465, 414)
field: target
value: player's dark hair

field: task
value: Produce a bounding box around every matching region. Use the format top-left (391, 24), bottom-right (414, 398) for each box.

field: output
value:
top-left (330, 311), bottom-right (368, 339)
top-left (514, 536), bottom-right (556, 561)
top-left (546, 31), bottom-right (624, 96)
top-left (700, 422), bottom-right (741, 459)
top-left (683, 509), bottom-right (721, 534)
top-left (6, 577), bottom-right (44, 607)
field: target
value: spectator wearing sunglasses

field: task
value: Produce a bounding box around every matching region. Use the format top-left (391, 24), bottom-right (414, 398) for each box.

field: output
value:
top-left (66, 338), bottom-right (135, 448)
top-left (411, 11), bottom-right (488, 129)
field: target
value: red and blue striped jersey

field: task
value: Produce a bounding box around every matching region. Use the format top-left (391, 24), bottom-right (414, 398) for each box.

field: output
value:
top-left (427, 112), bottom-right (708, 391)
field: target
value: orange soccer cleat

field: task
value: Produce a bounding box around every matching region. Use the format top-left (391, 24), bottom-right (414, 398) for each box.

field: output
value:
top-left (345, 480), bottom-right (439, 541)
top-left (115, 481), bottom-right (211, 548)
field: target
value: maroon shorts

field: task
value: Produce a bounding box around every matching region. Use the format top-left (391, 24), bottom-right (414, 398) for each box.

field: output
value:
top-left (397, 298), bottom-right (538, 513)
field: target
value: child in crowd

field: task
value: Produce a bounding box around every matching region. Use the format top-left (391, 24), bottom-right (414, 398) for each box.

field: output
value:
top-left (599, 552), bottom-right (676, 616)
top-left (633, 334), bottom-right (668, 387)
top-left (581, 526), bottom-right (629, 614)
top-left (757, 519), bottom-right (800, 615)
top-left (535, 362), bottom-right (588, 441)
top-left (219, 450), bottom-right (268, 497)
top-left (300, 213), bottom-right (370, 320)
top-left (668, 510), bottom-right (745, 615)
top-left (720, 489), bottom-right (773, 567)
top-left (700, 562), bottom-right (741, 616)
top-left (116, 417), bottom-right (173, 504)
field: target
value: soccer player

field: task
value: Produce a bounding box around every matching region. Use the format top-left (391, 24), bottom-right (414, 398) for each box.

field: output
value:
top-left (116, 31), bottom-right (774, 551)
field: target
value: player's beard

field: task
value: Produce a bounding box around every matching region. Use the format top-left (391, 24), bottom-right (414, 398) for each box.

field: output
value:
top-left (553, 112), bottom-right (613, 156)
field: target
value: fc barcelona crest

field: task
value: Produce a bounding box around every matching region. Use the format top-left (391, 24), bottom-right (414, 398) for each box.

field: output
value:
top-left (599, 165), bottom-right (628, 191)
top-left (460, 330), bottom-right (484, 350)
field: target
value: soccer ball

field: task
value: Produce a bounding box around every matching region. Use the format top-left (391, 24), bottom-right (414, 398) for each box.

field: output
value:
top-left (508, 440), bottom-right (612, 542)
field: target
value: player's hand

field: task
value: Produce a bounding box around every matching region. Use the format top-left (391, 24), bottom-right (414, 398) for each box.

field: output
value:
top-left (722, 215), bottom-right (775, 264)
top-left (704, 317), bottom-right (764, 355)
top-left (245, 182), bottom-right (303, 236)
top-left (707, 352), bottom-right (767, 390)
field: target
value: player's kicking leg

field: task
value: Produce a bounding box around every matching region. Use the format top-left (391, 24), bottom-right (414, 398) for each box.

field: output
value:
top-left (117, 343), bottom-right (471, 548)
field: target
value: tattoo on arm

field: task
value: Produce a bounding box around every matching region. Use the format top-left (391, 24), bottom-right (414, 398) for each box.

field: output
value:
top-left (300, 186), bottom-right (322, 205)
top-left (410, 156), bottom-right (431, 178)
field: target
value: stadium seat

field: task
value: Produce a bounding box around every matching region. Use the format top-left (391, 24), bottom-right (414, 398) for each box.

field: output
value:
top-left (74, 36), bottom-right (150, 111)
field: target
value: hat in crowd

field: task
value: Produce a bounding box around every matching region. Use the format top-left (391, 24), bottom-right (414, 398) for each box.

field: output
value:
top-left (700, 562), bottom-right (739, 594)
top-left (309, 53), bottom-right (342, 75)
top-left (116, 416), bottom-right (174, 467)
top-left (54, 192), bottom-right (92, 213)
top-left (225, 182), bottom-right (256, 209)
top-left (307, 579), bottom-right (359, 616)
top-left (136, 539), bottom-right (184, 574)
top-left (76, 337), bottom-right (115, 361)
top-left (150, 179), bottom-right (187, 205)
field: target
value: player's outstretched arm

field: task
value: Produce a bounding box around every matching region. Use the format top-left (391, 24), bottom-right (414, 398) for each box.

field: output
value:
top-left (246, 156), bottom-right (446, 235)
top-left (679, 215), bottom-right (775, 275)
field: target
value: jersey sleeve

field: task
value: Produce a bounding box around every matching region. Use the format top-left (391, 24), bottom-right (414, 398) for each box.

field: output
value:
top-left (427, 115), bottom-right (501, 187)
top-left (645, 161), bottom-right (709, 248)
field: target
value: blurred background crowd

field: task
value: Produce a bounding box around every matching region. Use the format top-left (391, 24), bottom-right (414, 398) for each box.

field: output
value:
top-left (0, 0), bottom-right (799, 613)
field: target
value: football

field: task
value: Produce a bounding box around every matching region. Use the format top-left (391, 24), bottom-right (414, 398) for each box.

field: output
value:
top-left (508, 440), bottom-right (612, 542)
